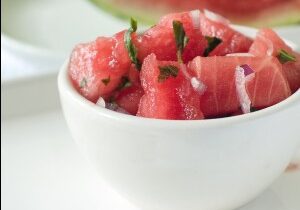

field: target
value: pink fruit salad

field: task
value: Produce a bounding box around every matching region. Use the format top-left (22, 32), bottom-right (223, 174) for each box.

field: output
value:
top-left (68, 10), bottom-right (299, 120)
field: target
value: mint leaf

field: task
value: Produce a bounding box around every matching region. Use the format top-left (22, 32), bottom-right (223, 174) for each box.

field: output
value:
top-left (124, 18), bottom-right (141, 70)
top-left (101, 76), bottom-right (111, 86)
top-left (158, 65), bottom-right (179, 82)
top-left (80, 77), bottom-right (87, 88)
top-left (117, 76), bottom-right (132, 90)
top-left (277, 49), bottom-right (296, 64)
top-left (130, 18), bottom-right (137, 32)
top-left (203, 36), bottom-right (222, 57)
top-left (172, 20), bottom-right (188, 63)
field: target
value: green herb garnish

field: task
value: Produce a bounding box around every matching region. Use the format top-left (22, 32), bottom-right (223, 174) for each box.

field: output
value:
top-left (124, 18), bottom-right (141, 70)
top-left (79, 77), bottom-right (87, 88)
top-left (117, 76), bottom-right (132, 90)
top-left (277, 49), bottom-right (296, 64)
top-left (203, 36), bottom-right (222, 57)
top-left (101, 76), bottom-right (111, 86)
top-left (158, 65), bottom-right (179, 82)
top-left (172, 20), bottom-right (189, 63)
top-left (250, 107), bottom-right (258, 112)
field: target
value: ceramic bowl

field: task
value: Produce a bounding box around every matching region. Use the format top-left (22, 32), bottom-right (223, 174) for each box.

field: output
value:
top-left (58, 26), bottom-right (300, 210)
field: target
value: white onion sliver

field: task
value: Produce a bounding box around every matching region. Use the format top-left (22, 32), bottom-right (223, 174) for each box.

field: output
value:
top-left (189, 10), bottom-right (201, 29)
top-left (180, 64), bottom-right (192, 80)
top-left (191, 77), bottom-right (206, 95)
top-left (235, 66), bottom-right (252, 114)
top-left (226, 53), bottom-right (254, 57)
top-left (96, 97), bottom-right (106, 107)
top-left (204, 9), bottom-right (230, 25)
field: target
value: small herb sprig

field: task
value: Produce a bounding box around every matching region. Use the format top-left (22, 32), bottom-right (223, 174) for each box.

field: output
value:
top-left (101, 76), bottom-right (111, 86)
top-left (277, 49), bottom-right (296, 64)
top-left (80, 77), bottom-right (87, 88)
top-left (158, 65), bottom-right (179, 82)
top-left (124, 18), bottom-right (142, 70)
top-left (172, 20), bottom-right (189, 63)
top-left (203, 36), bottom-right (222, 57)
top-left (117, 76), bottom-right (132, 90)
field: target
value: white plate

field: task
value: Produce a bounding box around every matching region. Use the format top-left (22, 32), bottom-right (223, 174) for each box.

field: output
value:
top-left (2, 74), bottom-right (300, 210)
top-left (1, 0), bottom-right (129, 80)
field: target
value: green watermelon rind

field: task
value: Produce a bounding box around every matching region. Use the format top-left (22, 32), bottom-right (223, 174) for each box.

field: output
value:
top-left (88, 0), bottom-right (157, 25)
top-left (89, 0), bottom-right (300, 27)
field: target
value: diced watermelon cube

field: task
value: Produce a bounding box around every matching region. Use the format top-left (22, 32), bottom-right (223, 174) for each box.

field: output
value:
top-left (135, 15), bottom-right (207, 63)
top-left (68, 31), bottom-right (132, 102)
top-left (188, 56), bottom-right (291, 117)
top-left (249, 28), bottom-right (300, 92)
top-left (137, 54), bottom-right (204, 120)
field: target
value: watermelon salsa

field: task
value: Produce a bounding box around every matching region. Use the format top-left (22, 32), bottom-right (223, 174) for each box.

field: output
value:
top-left (68, 10), bottom-right (299, 120)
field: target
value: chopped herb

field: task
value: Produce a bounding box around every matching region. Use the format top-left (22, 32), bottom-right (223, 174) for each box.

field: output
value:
top-left (172, 20), bottom-right (189, 63)
top-left (250, 107), bottom-right (258, 112)
top-left (277, 49), bottom-right (296, 64)
top-left (117, 76), bottom-right (132, 90)
top-left (101, 76), bottom-right (111, 86)
top-left (124, 18), bottom-right (142, 70)
top-left (108, 96), bottom-right (116, 103)
top-left (203, 36), bottom-right (222, 57)
top-left (184, 36), bottom-right (189, 49)
top-left (80, 77), bottom-right (87, 88)
top-left (158, 65), bottom-right (179, 82)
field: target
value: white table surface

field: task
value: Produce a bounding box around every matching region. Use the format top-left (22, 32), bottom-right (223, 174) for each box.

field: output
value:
top-left (2, 109), bottom-right (300, 210)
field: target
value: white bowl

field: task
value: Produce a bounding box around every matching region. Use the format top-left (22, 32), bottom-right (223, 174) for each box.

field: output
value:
top-left (58, 27), bottom-right (300, 210)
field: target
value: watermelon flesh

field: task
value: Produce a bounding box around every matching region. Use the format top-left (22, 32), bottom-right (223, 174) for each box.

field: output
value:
top-left (137, 54), bottom-right (204, 120)
top-left (135, 21), bottom-right (207, 63)
top-left (188, 56), bottom-right (291, 117)
top-left (158, 10), bottom-right (253, 56)
top-left (69, 31), bottom-right (133, 102)
top-left (68, 10), bottom-right (298, 120)
top-left (249, 28), bottom-right (300, 93)
top-left (114, 84), bottom-right (144, 115)
top-left (90, 0), bottom-right (300, 27)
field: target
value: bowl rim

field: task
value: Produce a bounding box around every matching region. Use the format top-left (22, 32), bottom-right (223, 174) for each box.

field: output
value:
top-left (58, 58), bottom-right (300, 128)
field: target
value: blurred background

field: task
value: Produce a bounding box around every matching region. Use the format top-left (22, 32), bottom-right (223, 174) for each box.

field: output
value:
top-left (1, 0), bottom-right (300, 81)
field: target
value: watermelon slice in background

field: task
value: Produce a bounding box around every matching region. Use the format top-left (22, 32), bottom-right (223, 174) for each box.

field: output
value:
top-left (188, 56), bottom-right (291, 117)
top-left (69, 30), bottom-right (134, 102)
top-left (137, 54), bottom-right (204, 120)
top-left (249, 28), bottom-right (300, 93)
top-left (88, 0), bottom-right (300, 27)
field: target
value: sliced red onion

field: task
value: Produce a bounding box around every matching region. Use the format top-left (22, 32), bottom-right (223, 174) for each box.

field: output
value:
top-left (106, 102), bottom-right (129, 115)
top-left (204, 9), bottom-right (230, 25)
top-left (191, 77), bottom-right (206, 95)
top-left (235, 66), bottom-right (252, 114)
top-left (189, 10), bottom-right (201, 29)
top-left (240, 64), bottom-right (254, 76)
top-left (96, 97), bottom-right (106, 107)
top-left (226, 53), bottom-right (254, 57)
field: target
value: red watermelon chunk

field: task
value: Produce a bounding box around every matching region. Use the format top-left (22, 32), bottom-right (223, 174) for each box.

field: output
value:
top-left (188, 56), bottom-right (291, 117)
top-left (135, 15), bottom-right (207, 63)
top-left (114, 84), bottom-right (144, 115)
top-left (68, 31), bottom-right (132, 102)
top-left (137, 54), bottom-right (204, 120)
top-left (249, 28), bottom-right (300, 92)
top-left (199, 11), bottom-right (253, 56)
top-left (157, 10), bottom-right (253, 56)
